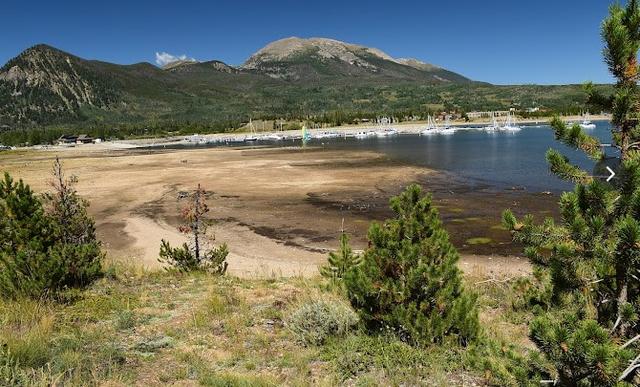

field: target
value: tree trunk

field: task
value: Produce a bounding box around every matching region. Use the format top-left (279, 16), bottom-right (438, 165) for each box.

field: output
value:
top-left (615, 265), bottom-right (629, 335)
top-left (194, 186), bottom-right (201, 262)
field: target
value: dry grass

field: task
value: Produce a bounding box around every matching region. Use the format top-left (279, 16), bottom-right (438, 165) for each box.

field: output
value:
top-left (0, 264), bottom-right (537, 386)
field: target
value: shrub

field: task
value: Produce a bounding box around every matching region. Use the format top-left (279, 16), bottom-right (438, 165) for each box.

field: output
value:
top-left (0, 346), bottom-right (22, 386)
top-left (285, 298), bottom-right (359, 346)
top-left (344, 184), bottom-right (479, 346)
top-left (510, 268), bottom-right (553, 312)
top-left (0, 168), bottom-right (102, 299)
top-left (529, 316), bottom-right (633, 385)
top-left (159, 240), bottom-right (228, 275)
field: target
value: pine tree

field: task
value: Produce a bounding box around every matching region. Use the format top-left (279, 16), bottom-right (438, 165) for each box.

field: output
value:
top-left (503, 1), bottom-right (640, 383)
top-left (0, 166), bottom-right (102, 299)
top-left (159, 184), bottom-right (228, 274)
top-left (43, 156), bottom-right (98, 245)
top-left (344, 184), bottom-right (479, 346)
top-left (320, 224), bottom-right (362, 282)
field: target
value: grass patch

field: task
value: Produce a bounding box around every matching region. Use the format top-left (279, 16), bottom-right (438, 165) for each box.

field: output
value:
top-left (0, 262), bottom-right (539, 385)
top-left (466, 237), bottom-right (494, 245)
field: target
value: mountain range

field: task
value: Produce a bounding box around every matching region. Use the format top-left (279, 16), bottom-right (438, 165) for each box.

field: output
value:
top-left (0, 37), bottom-right (590, 130)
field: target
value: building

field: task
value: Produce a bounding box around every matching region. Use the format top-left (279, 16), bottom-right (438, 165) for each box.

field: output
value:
top-left (76, 134), bottom-right (94, 144)
top-left (57, 135), bottom-right (78, 145)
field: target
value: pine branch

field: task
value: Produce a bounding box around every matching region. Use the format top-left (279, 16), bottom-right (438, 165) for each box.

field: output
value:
top-left (584, 81), bottom-right (614, 112)
top-left (546, 149), bottom-right (593, 184)
top-left (549, 117), bottom-right (603, 159)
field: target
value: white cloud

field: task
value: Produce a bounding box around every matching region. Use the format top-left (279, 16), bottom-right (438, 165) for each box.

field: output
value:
top-left (155, 51), bottom-right (196, 66)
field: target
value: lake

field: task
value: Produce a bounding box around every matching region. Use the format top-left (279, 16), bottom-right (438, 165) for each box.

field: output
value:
top-left (167, 120), bottom-right (615, 192)
top-left (309, 121), bottom-right (614, 192)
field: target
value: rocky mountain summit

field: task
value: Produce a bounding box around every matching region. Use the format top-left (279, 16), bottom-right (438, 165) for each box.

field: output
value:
top-left (240, 37), bottom-right (467, 82)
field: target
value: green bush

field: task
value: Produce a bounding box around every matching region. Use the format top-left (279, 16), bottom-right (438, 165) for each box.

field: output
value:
top-left (510, 267), bottom-right (553, 312)
top-left (529, 316), bottom-right (633, 385)
top-left (285, 298), bottom-right (359, 346)
top-left (0, 172), bottom-right (102, 299)
top-left (159, 240), bottom-right (228, 275)
top-left (344, 184), bottom-right (479, 346)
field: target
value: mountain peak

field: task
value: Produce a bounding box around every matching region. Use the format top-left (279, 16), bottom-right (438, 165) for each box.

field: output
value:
top-left (242, 37), bottom-right (396, 69)
top-left (241, 36), bottom-right (467, 83)
top-left (0, 43), bottom-right (119, 125)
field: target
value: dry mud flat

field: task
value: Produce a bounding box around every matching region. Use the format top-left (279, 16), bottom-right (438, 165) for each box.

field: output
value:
top-left (0, 145), bottom-right (553, 278)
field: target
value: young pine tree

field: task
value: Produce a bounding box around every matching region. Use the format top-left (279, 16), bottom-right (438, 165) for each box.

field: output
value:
top-left (320, 223), bottom-right (362, 282)
top-left (503, 1), bottom-right (640, 383)
top-left (159, 184), bottom-right (228, 274)
top-left (344, 184), bottom-right (479, 346)
top-left (43, 156), bottom-right (98, 245)
top-left (0, 161), bottom-right (102, 299)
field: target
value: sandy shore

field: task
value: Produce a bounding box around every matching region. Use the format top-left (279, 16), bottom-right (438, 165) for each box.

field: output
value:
top-left (0, 145), bottom-right (547, 278)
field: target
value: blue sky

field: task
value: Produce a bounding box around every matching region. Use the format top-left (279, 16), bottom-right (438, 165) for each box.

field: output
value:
top-left (2, 0), bottom-right (616, 84)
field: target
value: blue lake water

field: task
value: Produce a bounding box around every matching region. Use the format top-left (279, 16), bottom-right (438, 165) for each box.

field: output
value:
top-left (167, 120), bottom-right (615, 192)
top-left (301, 120), bottom-right (614, 192)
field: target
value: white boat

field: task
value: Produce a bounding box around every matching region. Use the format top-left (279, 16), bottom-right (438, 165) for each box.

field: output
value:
top-left (579, 113), bottom-right (596, 129)
top-left (355, 130), bottom-right (375, 138)
top-left (245, 119), bottom-right (258, 141)
top-left (421, 116), bottom-right (439, 135)
top-left (500, 112), bottom-right (521, 131)
top-left (312, 131), bottom-right (340, 139)
top-left (439, 117), bottom-right (456, 135)
top-left (262, 133), bottom-right (283, 141)
top-left (484, 112), bottom-right (500, 131)
top-left (375, 128), bottom-right (398, 137)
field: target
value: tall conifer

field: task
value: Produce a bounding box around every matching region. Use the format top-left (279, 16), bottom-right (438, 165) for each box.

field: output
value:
top-left (344, 184), bottom-right (479, 346)
top-left (503, 1), bottom-right (640, 383)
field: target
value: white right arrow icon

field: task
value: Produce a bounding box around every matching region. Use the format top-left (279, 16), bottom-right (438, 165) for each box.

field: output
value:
top-left (606, 166), bottom-right (616, 182)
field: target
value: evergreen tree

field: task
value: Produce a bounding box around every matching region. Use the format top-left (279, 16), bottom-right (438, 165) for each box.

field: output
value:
top-left (159, 184), bottom-right (228, 274)
top-left (320, 229), bottom-right (362, 282)
top-left (0, 166), bottom-right (102, 299)
top-left (43, 157), bottom-right (98, 245)
top-left (503, 1), bottom-right (640, 383)
top-left (344, 184), bottom-right (479, 346)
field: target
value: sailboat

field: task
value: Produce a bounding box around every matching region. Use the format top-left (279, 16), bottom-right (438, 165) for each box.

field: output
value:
top-left (375, 117), bottom-right (398, 137)
top-left (501, 112), bottom-right (521, 131)
top-left (420, 115), bottom-right (439, 135)
top-left (439, 116), bottom-right (456, 135)
top-left (301, 124), bottom-right (311, 143)
top-left (244, 119), bottom-right (258, 142)
top-left (579, 112), bottom-right (596, 129)
top-left (484, 112), bottom-right (500, 131)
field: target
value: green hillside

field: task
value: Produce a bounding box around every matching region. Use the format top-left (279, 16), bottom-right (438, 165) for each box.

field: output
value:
top-left (0, 39), bottom-right (610, 145)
